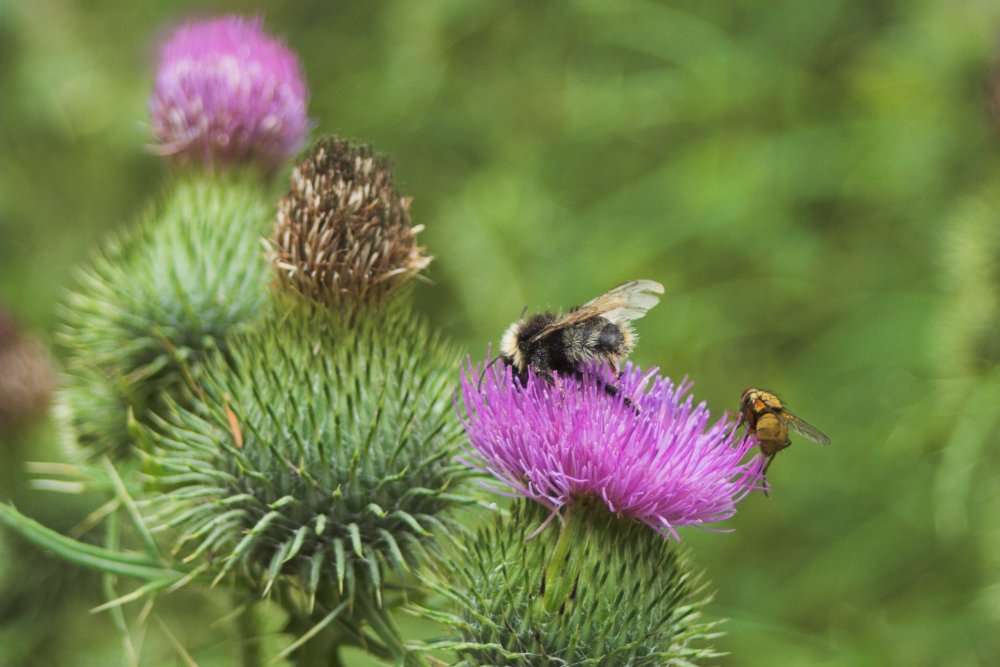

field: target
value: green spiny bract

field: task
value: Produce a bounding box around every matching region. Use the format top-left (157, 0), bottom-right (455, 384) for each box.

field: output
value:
top-left (140, 300), bottom-right (472, 610)
top-left (422, 500), bottom-right (719, 667)
top-left (58, 176), bottom-right (272, 459)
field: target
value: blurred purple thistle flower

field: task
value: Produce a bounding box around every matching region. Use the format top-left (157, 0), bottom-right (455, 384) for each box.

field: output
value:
top-left (459, 359), bottom-right (762, 539)
top-left (149, 15), bottom-right (310, 170)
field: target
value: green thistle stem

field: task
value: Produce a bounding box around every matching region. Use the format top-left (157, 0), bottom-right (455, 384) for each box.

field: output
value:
top-left (540, 503), bottom-right (587, 615)
top-left (282, 584), bottom-right (395, 667)
top-left (286, 623), bottom-right (339, 667)
top-left (284, 611), bottom-right (374, 667)
top-left (354, 593), bottom-right (425, 667)
top-left (236, 594), bottom-right (263, 667)
top-left (103, 511), bottom-right (138, 667)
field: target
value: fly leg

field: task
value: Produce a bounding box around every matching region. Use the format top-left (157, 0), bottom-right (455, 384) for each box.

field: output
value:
top-left (760, 453), bottom-right (776, 497)
top-left (759, 441), bottom-right (791, 497)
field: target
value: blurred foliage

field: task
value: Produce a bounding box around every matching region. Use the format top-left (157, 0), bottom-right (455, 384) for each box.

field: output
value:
top-left (4, 0), bottom-right (1000, 665)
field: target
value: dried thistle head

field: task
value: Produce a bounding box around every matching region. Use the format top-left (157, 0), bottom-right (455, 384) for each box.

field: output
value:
top-left (271, 138), bottom-right (431, 309)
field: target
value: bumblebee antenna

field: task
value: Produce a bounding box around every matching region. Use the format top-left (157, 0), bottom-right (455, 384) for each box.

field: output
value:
top-left (477, 355), bottom-right (504, 391)
top-left (477, 305), bottom-right (526, 391)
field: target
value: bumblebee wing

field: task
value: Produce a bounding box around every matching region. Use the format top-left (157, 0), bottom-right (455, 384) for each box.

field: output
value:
top-left (597, 279), bottom-right (665, 324)
top-left (785, 413), bottom-right (831, 445)
top-left (528, 280), bottom-right (664, 344)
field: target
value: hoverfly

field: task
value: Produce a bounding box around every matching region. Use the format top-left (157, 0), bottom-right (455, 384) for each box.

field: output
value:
top-left (737, 388), bottom-right (830, 492)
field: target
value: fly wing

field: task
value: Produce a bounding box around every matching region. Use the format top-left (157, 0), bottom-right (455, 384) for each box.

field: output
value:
top-left (785, 413), bottom-right (831, 445)
top-left (528, 280), bottom-right (664, 344)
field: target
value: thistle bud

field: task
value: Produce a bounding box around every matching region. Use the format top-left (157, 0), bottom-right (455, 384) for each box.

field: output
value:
top-left (271, 138), bottom-right (431, 309)
top-left (140, 303), bottom-right (471, 615)
top-left (59, 178), bottom-right (272, 459)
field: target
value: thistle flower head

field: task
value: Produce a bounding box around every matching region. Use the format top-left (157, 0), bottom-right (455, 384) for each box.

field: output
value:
top-left (459, 359), bottom-right (761, 538)
top-left (149, 15), bottom-right (309, 170)
top-left (271, 137), bottom-right (431, 309)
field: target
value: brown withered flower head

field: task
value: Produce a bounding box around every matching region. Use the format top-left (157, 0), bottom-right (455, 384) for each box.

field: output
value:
top-left (0, 311), bottom-right (56, 431)
top-left (271, 137), bottom-right (431, 308)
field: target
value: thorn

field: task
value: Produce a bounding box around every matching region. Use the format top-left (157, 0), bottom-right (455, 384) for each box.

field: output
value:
top-left (223, 393), bottom-right (243, 449)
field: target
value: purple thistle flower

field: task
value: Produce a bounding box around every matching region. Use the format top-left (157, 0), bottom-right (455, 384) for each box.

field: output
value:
top-left (458, 359), bottom-right (763, 539)
top-left (149, 15), bottom-right (310, 170)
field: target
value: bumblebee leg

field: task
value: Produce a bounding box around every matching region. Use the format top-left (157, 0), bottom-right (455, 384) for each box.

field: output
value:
top-left (572, 370), bottom-right (638, 413)
top-left (605, 383), bottom-right (636, 410)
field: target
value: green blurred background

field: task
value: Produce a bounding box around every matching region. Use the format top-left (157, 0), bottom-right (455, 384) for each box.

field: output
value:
top-left (4, 0), bottom-right (1000, 665)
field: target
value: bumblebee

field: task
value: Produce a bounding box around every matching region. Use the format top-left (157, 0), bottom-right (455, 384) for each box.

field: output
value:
top-left (737, 388), bottom-right (830, 491)
top-left (497, 280), bottom-right (664, 399)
